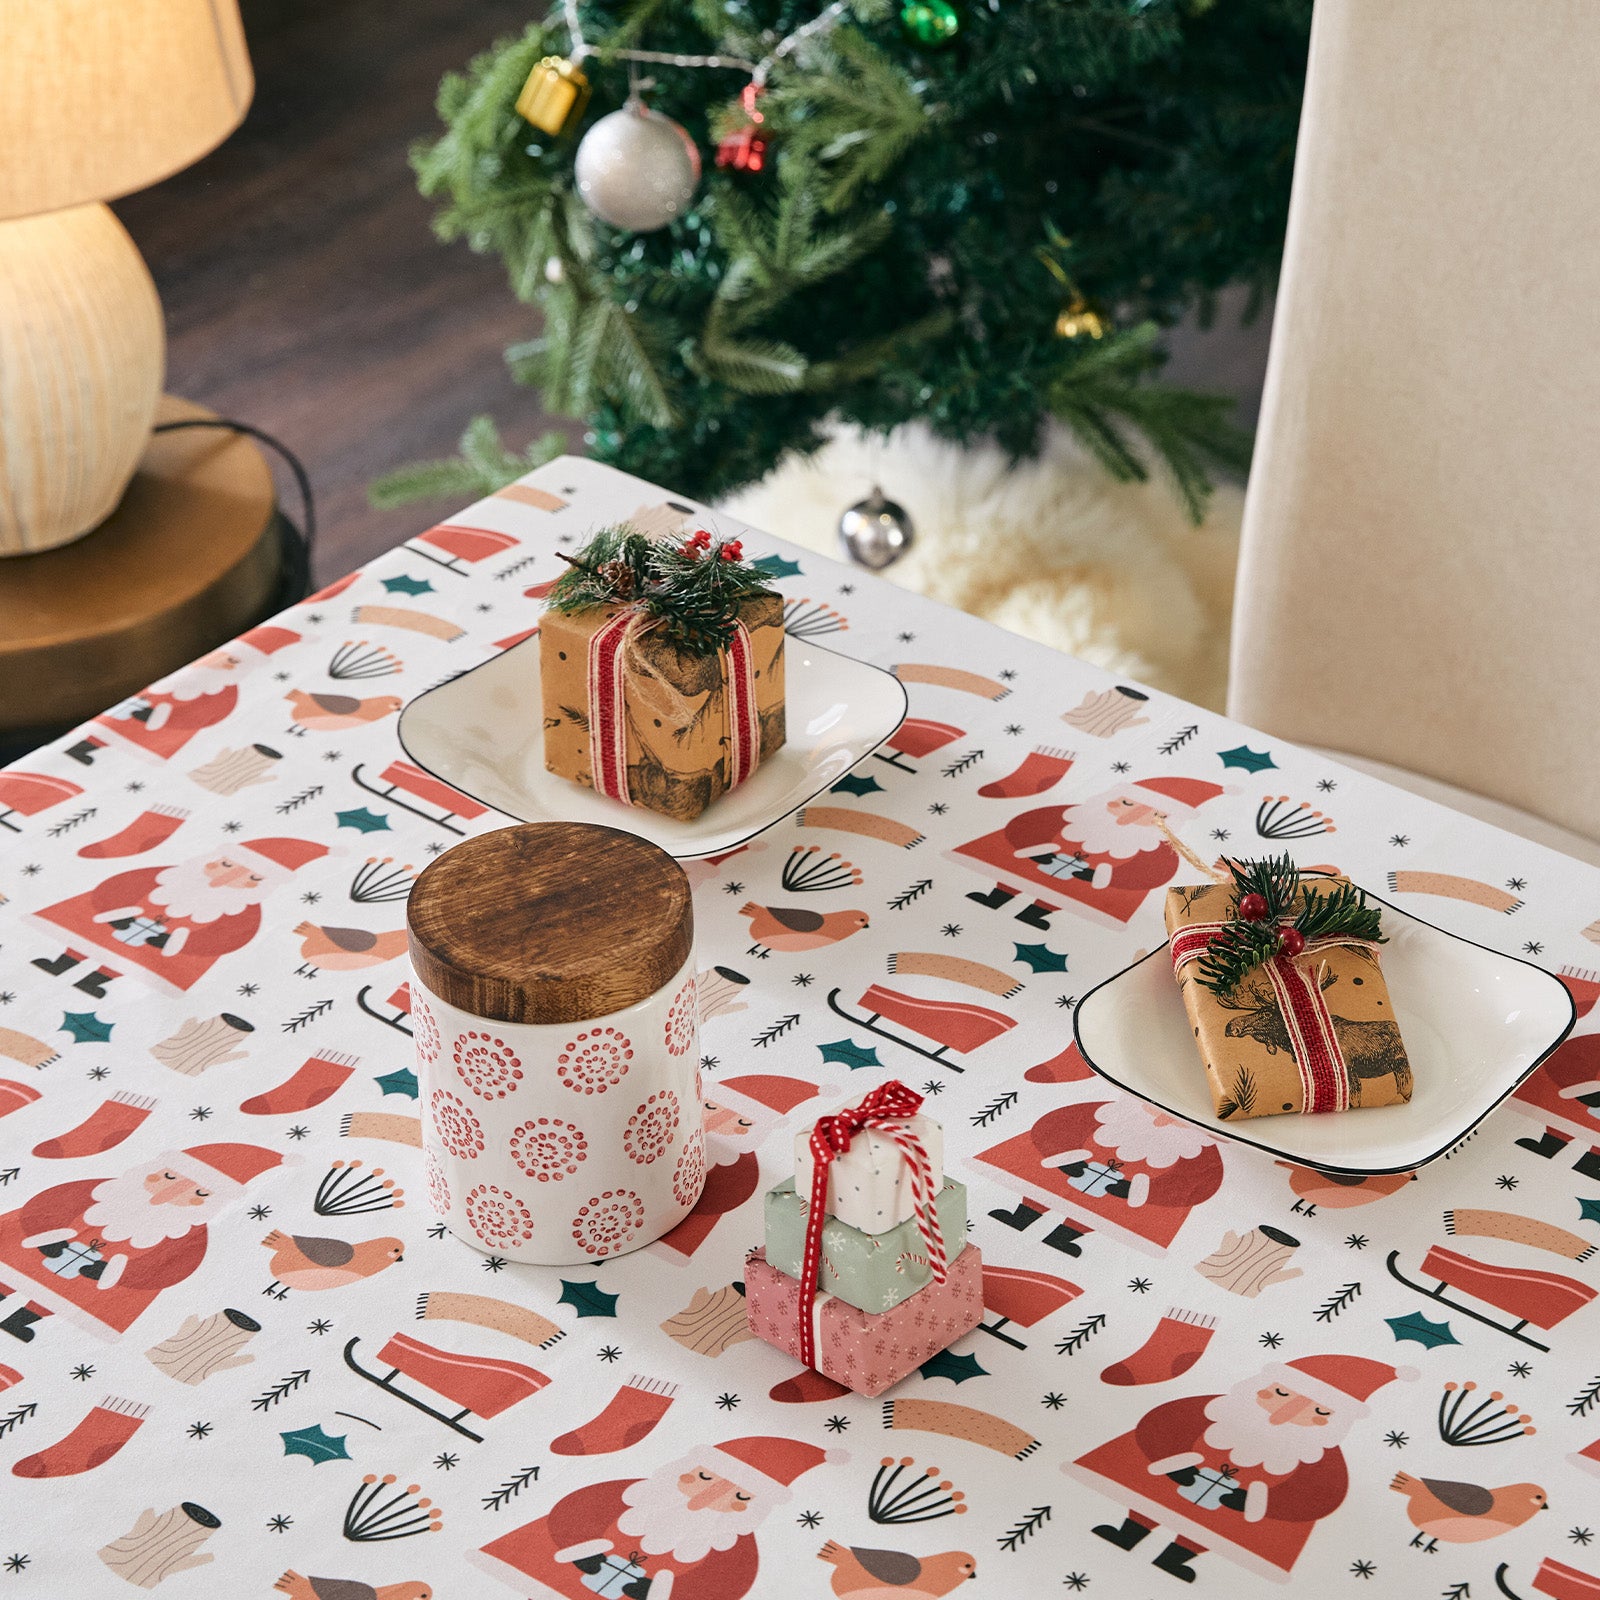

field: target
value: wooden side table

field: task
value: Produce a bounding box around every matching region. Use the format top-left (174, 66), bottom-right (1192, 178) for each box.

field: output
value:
top-left (0, 396), bottom-right (292, 757)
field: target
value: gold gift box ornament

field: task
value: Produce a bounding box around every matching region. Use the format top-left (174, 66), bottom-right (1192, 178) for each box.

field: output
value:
top-left (540, 523), bottom-right (786, 822)
top-left (1165, 854), bottom-right (1412, 1120)
top-left (516, 55), bottom-right (591, 137)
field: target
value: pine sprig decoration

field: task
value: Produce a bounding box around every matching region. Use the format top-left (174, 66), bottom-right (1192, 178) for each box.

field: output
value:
top-left (547, 522), bottom-right (775, 654)
top-left (1197, 853), bottom-right (1386, 997)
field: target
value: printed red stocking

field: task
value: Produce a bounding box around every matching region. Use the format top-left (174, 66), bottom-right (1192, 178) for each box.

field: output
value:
top-left (977, 746), bottom-right (1074, 799)
top-left (32, 1092), bottom-right (156, 1159)
top-left (550, 1375), bottom-right (677, 1455)
top-left (0, 1079), bottom-right (42, 1119)
top-left (12, 1396), bottom-right (147, 1477)
top-left (1100, 1307), bottom-right (1216, 1387)
top-left (77, 805), bottom-right (188, 860)
top-left (240, 1052), bottom-right (357, 1116)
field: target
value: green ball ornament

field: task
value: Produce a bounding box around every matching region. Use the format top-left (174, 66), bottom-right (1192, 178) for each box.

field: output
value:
top-left (901, 0), bottom-right (960, 45)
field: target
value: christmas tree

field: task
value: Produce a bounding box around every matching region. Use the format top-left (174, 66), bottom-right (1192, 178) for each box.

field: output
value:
top-left (376, 0), bottom-right (1310, 520)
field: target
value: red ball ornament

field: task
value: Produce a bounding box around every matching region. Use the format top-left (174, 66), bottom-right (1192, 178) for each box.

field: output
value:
top-left (1237, 892), bottom-right (1269, 922)
top-left (1277, 927), bottom-right (1306, 958)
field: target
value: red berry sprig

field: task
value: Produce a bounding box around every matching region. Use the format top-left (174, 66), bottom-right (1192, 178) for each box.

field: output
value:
top-left (680, 528), bottom-right (714, 557)
top-left (719, 539), bottom-right (744, 562)
top-left (1237, 892), bottom-right (1269, 922)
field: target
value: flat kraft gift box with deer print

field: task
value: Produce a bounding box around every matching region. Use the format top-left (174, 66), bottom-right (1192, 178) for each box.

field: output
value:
top-left (1165, 876), bottom-right (1413, 1121)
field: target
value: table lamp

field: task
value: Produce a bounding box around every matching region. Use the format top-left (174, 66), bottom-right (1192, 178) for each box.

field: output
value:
top-left (0, 0), bottom-right (252, 557)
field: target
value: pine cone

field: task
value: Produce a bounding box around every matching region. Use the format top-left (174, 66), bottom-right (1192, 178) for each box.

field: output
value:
top-left (597, 559), bottom-right (636, 597)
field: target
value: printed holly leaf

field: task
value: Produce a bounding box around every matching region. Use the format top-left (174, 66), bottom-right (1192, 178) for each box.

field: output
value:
top-left (336, 807), bottom-right (392, 834)
top-left (1013, 942), bottom-right (1069, 973)
top-left (382, 573), bottom-right (435, 596)
top-left (831, 773), bottom-right (885, 797)
top-left (559, 1279), bottom-right (619, 1319)
top-left (59, 1011), bottom-right (113, 1044)
top-left (819, 1039), bottom-right (881, 1070)
top-left (374, 1066), bottom-right (419, 1100)
top-left (1577, 1195), bottom-right (1600, 1226)
top-left (1218, 745), bottom-right (1277, 773)
top-left (280, 1423), bottom-right (350, 1464)
top-left (752, 554), bottom-right (802, 580)
top-left (918, 1348), bottom-right (988, 1384)
top-left (1385, 1311), bottom-right (1459, 1348)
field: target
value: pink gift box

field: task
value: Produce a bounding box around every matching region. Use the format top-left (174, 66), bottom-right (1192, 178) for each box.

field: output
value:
top-left (745, 1242), bottom-right (984, 1398)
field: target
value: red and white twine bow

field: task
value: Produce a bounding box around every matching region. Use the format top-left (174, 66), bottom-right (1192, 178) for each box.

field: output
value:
top-left (587, 608), bottom-right (761, 805)
top-left (1170, 920), bottom-right (1380, 1114)
top-left (797, 1080), bottom-right (946, 1368)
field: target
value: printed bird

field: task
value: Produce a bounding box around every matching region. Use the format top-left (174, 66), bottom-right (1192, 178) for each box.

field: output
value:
top-left (261, 1230), bottom-right (404, 1294)
top-left (285, 690), bottom-right (403, 733)
top-left (294, 922), bottom-right (409, 970)
top-left (1390, 1472), bottom-right (1548, 1545)
top-left (274, 1575), bottom-right (430, 1600)
top-left (819, 1542), bottom-right (976, 1598)
top-left (739, 902), bottom-right (869, 955)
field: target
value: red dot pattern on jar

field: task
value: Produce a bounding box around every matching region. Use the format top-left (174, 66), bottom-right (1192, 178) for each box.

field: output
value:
top-left (465, 1183), bottom-right (535, 1248)
top-left (571, 1189), bottom-right (645, 1256)
top-left (509, 1116), bottom-right (589, 1183)
top-left (430, 1089), bottom-right (486, 1159)
top-left (556, 1026), bottom-right (634, 1095)
top-left (623, 1090), bottom-right (681, 1166)
top-left (452, 1029), bottom-right (525, 1099)
top-left (664, 977), bottom-right (697, 1056)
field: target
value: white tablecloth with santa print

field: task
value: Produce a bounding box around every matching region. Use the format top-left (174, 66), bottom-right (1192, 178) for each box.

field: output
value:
top-left (1, 455), bottom-right (1598, 1600)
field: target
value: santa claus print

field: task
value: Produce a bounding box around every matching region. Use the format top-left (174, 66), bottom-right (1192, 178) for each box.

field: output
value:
top-left (1065, 1354), bottom-right (1414, 1583)
top-left (91, 624), bottom-right (300, 764)
top-left (472, 1436), bottom-right (838, 1599)
top-left (951, 776), bottom-right (1224, 928)
top-left (975, 1094), bottom-right (1225, 1255)
top-left (33, 836), bottom-right (328, 993)
top-left (0, 1143), bottom-right (285, 1338)
top-left (652, 1075), bottom-right (825, 1265)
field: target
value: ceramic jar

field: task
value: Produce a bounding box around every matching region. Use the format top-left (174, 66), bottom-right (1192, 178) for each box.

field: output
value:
top-left (407, 821), bottom-right (704, 1265)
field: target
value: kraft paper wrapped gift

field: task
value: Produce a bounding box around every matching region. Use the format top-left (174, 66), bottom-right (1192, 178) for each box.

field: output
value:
top-left (764, 1176), bottom-right (969, 1315)
top-left (793, 1109), bottom-right (945, 1234)
top-left (745, 1243), bottom-right (984, 1398)
top-left (540, 591), bottom-right (786, 822)
top-left (1164, 876), bottom-right (1412, 1121)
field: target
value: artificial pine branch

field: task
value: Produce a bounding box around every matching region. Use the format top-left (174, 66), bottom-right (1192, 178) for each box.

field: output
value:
top-left (1198, 853), bottom-right (1386, 996)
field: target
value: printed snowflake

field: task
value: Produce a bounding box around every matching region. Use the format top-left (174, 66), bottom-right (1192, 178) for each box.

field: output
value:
top-left (186, 1421), bottom-right (212, 1439)
top-left (238, 982), bottom-right (259, 996)
top-left (1523, 941), bottom-right (1545, 955)
top-left (898, 632), bottom-right (915, 643)
top-left (482, 1256), bottom-right (508, 1273)
top-left (825, 1415), bottom-right (850, 1433)
top-left (922, 1081), bottom-right (944, 1096)
top-left (1111, 761), bottom-right (1131, 774)
top-left (1572, 1528), bottom-right (1594, 1546)
top-left (1350, 1559), bottom-right (1376, 1578)
top-left (798, 1510), bottom-right (822, 1528)
top-left (722, 881), bottom-right (745, 895)
top-left (1507, 877), bottom-right (1527, 891)
top-left (87, 1066), bottom-right (109, 1080)
top-left (1211, 829), bottom-right (1230, 841)
top-left (307, 1320), bottom-right (332, 1336)
top-left (221, 820), bottom-right (243, 833)
top-left (267, 1515), bottom-right (292, 1533)
top-left (125, 781), bottom-right (144, 792)
top-left (1317, 779), bottom-right (1337, 792)
top-left (941, 923), bottom-right (963, 937)
top-left (1128, 1277), bottom-right (1152, 1294)
top-left (792, 973), bottom-right (814, 987)
top-left (1004, 724), bottom-right (1024, 736)
top-left (286, 1126), bottom-right (309, 1141)
top-left (1345, 1234), bottom-right (1368, 1250)
top-left (598, 1346), bottom-right (622, 1364)
top-left (1383, 1431), bottom-right (1408, 1448)
top-left (435, 1453), bottom-right (459, 1471)
top-left (1000, 669), bottom-right (1017, 680)
top-left (1260, 1332), bottom-right (1283, 1349)
top-left (3, 1555), bottom-right (28, 1573)
top-left (189, 1107), bottom-right (212, 1121)
top-left (248, 1205), bottom-right (272, 1221)
top-left (0, 993), bottom-right (12, 1006)
top-left (700, 1054), bottom-right (720, 1071)
top-left (1496, 1174), bottom-right (1519, 1190)
top-left (1389, 834), bottom-right (1410, 847)
top-left (1042, 1393), bottom-right (1066, 1410)
top-left (715, 1392), bottom-right (741, 1410)
top-left (300, 891), bottom-right (321, 904)
top-left (70, 1364), bottom-right (94, 1382)
top-left (928, 802), bottom-right (949, 815)
top-left (1509, 1361), bottom-right (1533, 1378)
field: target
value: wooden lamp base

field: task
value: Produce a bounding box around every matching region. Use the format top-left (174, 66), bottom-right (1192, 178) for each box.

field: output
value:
top-left (0, 395), bottom-right (286, 750)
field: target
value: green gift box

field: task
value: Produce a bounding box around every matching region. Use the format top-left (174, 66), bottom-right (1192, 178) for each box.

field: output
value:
top-left (763, 1176), bottom-right (969, 1316)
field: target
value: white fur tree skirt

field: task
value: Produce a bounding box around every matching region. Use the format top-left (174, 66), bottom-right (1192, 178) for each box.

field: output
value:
top-left (720, 422), bottom-right (1244, 711)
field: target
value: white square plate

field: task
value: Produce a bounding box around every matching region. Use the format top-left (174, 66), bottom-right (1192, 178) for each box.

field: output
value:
top-left (396, 632), bottom-right (908, 858)
top-left (1072, 894), bottom-right (1575, 1173)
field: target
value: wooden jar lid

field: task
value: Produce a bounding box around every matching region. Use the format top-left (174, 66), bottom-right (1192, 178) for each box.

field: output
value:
top-left (407, 822), bottom-right (693, 1027)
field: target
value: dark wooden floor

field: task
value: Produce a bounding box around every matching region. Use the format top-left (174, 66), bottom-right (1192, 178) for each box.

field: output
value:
top-left (114, 0), bottom-right (572, 586)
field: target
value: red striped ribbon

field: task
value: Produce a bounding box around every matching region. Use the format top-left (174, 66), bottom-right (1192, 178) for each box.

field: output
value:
top-left (1170, 920), bottom-right (1379, 1115)
top-left (587, 610), bottom-right (761, 805)
top-left (797, 1080), bottom-right (946, 1369)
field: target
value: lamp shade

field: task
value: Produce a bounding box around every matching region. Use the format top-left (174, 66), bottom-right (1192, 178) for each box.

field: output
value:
top-left (0, 0), bottom-right (253, 221)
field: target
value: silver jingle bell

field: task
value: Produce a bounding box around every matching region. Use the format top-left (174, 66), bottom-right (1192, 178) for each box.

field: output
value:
top-left (838, 486), bottom-right (914, 570)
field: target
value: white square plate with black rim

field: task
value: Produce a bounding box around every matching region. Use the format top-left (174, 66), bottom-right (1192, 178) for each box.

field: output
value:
top-left (1072, 893), bottom-right (1575, 1174)
top-left (396, 631), bottom-right (909, 859)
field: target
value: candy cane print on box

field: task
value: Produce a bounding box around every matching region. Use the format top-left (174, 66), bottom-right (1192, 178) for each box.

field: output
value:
top-left (407, 821), bottom-right (704, 1265)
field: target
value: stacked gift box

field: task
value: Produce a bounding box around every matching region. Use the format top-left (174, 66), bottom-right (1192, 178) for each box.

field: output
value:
top-left (746, 1091), bottom-right (983, 1397)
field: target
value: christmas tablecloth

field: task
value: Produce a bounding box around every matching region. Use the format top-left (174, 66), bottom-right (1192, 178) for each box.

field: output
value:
top-left (1, 456), bottom-right (1598, 1600)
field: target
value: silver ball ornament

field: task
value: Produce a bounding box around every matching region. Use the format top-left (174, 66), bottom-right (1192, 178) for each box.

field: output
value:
top-left (838, 487), bottom-right (915, 570)
top-left (574, 100), bottom-right (700, 232)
